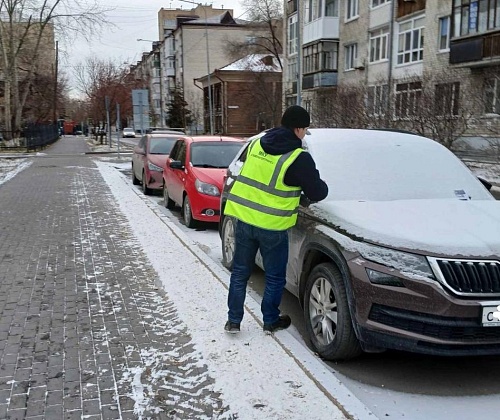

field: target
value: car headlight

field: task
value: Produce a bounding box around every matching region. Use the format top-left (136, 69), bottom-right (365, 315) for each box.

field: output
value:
top-left (195, 179), bottom-right (220, 196)
top-left (148, 162), bottom-right (163, 172)
top-left (358, 242), bottom-right (435, 280)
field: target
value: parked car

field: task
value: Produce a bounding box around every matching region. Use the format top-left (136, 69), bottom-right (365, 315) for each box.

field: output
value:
top-left (131, 133), bottom-right (182, 195)
top-left (163, 135), bottom-right (246, 228)
top-left (123, 127), bottom-right (136, 138)
top-left (220, 128), bottom-right (500, 360)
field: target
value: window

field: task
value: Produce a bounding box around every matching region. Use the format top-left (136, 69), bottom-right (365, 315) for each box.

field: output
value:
top-left (287, 56), bottom-right (298, 82)
top-left (372, 0), bottom-right (389, 7)
top-left (305, 0), bottom-right (328, 22)
top-left (344, 43), bottom-right (358, 70)
top-left (484, 78), bottom-right (500, 114)
top-left (346, 0), bottom-right (359, 20)
top-left (288, 14), bottom-right (298, 55)
top-left (369, 27), bottom-right (389, 63)
top-left (438, 16), bottom-right (450, 51)
top-left (395, 82), bottom-right (422, 118)
top-left (397, 16), bottom-right (425, 65)
top-left (303, 41), bottom-right (338, 74)
top-left (453, 0), bottom-right (500, 37)
top-left (435, 82), bottom-right (460, 116)
top-left (325, 0), bottom-right (339, 16)
top-left (367, 85), bottom-right (389, 116)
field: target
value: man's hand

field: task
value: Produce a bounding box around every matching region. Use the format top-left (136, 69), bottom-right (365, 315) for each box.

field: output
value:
top-left (300, 194), bottom-right (311, 207)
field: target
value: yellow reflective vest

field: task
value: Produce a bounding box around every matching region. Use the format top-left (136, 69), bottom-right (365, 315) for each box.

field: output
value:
top-left (224, 138), bottom-right (303, 231)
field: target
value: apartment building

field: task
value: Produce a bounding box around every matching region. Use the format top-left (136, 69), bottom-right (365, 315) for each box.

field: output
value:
top-left (133, 5), bottom-right (273, 134)
top-left (0, 22), bottom-right (56, 130)
top-left (284, 0), bottom-right (500, 146)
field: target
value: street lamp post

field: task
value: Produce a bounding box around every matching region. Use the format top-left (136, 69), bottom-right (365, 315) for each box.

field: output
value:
top-left (179, 0), bottom-right (214, 135)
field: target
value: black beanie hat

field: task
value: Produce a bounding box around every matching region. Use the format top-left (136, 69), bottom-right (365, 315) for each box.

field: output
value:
top-left (281, 105), bottom-right (310, 129)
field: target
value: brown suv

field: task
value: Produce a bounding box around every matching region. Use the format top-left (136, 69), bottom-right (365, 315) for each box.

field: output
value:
top-left (220, 128), bottom-right (500, 360)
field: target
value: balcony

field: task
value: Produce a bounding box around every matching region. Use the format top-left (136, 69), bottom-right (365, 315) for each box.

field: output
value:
top-left (302, 72), bottom-right (338, 90)
top-left (450, 31), bottom-right (500, 67)
top-left (165, 68), bottom-right (175, 77)
top-left (303, 17), bottom-right (339, 45)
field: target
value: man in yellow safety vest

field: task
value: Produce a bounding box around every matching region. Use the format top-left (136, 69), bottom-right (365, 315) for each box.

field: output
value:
top-left (224, 105), bottom-right (328, 334)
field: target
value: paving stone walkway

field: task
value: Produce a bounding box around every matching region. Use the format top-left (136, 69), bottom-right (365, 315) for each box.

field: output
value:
top-left (0, 137), bottom-right (232, 419)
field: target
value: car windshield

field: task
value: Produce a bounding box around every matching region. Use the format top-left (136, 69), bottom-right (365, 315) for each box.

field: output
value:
top-left (191, 142), bottom-right (244, 168)
top-left (306, 129), bottom-right (493, 202)
top-left (149, 137), bottom-right (179, 154)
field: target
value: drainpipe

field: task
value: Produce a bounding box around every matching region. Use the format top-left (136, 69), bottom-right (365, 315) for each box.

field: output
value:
top-left (386, 0), bottom-right (397, 120)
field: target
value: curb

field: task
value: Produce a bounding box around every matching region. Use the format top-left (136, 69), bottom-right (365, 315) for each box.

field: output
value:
top-left (103, 164), bottom-right (375, 420)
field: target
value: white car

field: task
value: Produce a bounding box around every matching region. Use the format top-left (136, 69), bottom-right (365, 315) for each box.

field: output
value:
top-left (123, 128), bottom-right (136, 138)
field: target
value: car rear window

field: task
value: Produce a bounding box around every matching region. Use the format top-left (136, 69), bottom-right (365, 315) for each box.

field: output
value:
top-left (149, 137), bottom-right (179, 154)
top-left (190, 142), bottom-right (244, 168)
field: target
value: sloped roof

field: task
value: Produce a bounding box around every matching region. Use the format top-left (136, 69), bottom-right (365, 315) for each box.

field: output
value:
top-left (186, 10), bottom-right (242, 25)
top-left (220, 54), bottom-right (282, 72)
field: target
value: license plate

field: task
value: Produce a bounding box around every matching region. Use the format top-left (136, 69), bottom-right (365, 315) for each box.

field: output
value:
top-left (481, 305), bottom-right (500, 327)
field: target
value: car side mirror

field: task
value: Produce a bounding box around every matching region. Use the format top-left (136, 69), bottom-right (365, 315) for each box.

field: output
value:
top-left (170, 160), bottom-right (184, 170)
top-left (477, 176), bottom-right (492, 191)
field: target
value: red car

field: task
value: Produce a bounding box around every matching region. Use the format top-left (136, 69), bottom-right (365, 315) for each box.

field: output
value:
top-left (163, 135), bottom-right (245, 228)
top-left (131, 133), bottom-right (182, 195)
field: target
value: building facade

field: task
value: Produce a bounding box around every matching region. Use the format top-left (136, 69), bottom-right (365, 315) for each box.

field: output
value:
top-left (284, 0), bottom-right (500, 147)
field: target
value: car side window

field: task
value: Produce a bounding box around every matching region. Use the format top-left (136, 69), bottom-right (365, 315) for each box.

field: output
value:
top-left (177, 141), bottom-right (187, 164)
top-left (169, 141), bottom-right (181, 160)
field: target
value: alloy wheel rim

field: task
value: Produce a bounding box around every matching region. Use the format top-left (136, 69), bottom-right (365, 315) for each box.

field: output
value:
top-left (309, 276), bottom-right (338, 346)
top-left (223, 218), bottom-right (235, 262)
top-left (184, 199), bottom-right (191, 223)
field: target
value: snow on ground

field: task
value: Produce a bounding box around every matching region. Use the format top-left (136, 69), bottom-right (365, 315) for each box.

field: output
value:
top-left (0, 158), bottom-right (31, 186)
top-left (94, 160), bottom-right (350, 420)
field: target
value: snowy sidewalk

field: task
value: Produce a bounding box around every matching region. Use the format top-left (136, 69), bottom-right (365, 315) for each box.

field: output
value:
top-left (0, 137), bottom-right (354, 419)
top-left (96, 160), bottom-right (353, 419)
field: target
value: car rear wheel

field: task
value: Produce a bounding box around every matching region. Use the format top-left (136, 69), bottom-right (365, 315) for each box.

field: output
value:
top-left (142, 171), bottom-right (152, 195)
top-left (163, 183), bottom-right (175, 209)
top-left (132, 165), bottom-right (140, 185)
top-left (304, 263), bottom-right (362, 361)
top-left (221, 216), bottom-right (236, 270)
top-left (182, 195), bottom-right (197, 228)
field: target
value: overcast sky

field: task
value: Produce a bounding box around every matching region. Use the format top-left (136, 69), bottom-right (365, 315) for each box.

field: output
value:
top-left (62, 0), bottom-right (246, 95)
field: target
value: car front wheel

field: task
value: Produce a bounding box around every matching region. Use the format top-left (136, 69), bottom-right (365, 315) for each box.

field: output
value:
top-left (132, 165), bottom-right (140, 185)
top-left (303, 263), bottom-right (362, 361)
top-left (142, 171), bottom-right (152, 195)
top-left (163, 183), bottom-right (175, 209)
top-left (182, 195), bottom-right (197, 228)
top-left (221, 216), bottom-right (236, 270)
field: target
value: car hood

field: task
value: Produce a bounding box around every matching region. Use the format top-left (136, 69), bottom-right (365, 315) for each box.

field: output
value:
top-left (191, 167), bottom-right (226, 188)
top-left (312, 199), bottom-right (500, 258)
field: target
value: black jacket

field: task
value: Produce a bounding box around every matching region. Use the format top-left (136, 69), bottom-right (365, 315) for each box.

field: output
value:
top-left (259, 127), bottom-right (328, 202)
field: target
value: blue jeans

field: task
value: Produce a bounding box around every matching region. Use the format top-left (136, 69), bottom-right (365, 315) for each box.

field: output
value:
top-left (227, 220), bottom-right (289, 325)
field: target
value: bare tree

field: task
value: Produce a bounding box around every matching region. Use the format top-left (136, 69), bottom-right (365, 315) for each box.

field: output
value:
top-left (225, 0), bottom-right (283, 70)
top-left (0, 0), bottom-right (112, 139)
top-left (74, 57), bottom-right (140, 142)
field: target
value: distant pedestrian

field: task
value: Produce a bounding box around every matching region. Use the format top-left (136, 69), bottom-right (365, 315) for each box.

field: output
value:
top-left (223, 105), bottom-right (328, 334)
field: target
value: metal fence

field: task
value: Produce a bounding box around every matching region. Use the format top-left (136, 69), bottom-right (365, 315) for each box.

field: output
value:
top-left (0, 124), bottom-right (59, 152)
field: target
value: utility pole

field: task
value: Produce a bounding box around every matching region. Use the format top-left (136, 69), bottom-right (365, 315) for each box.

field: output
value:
top-left (105, 96), bottom-right (112, 147)
top-left (53, 41), bottom-right (59, 126)
top-left (116, 103), bottom-right (121, 157)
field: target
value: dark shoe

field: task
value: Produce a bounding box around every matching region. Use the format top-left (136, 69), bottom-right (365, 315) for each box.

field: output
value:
top-left (224, 321), bottom-right (240, 334)
top-left (263, 315), bottom-right (291, 334)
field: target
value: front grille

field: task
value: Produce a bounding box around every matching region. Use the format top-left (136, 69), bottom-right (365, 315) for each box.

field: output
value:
top-left (369, 304), bottom-right (500, 342)
top-left (431, 258), bottom-right (500, 296)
